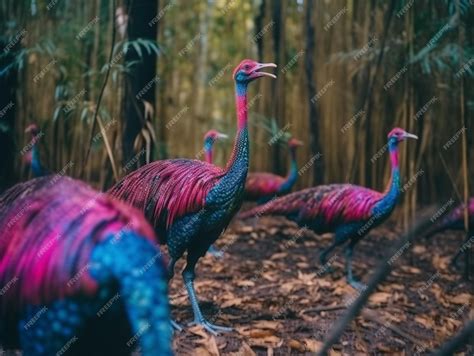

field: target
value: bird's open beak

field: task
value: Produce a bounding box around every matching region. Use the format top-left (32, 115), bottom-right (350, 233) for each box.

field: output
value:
top-left (216, 132), bottom-right (228, 140)
top-left (404, 132), bottom-right (418, 140)
top-left (251, 62), bottom-right (277, 79)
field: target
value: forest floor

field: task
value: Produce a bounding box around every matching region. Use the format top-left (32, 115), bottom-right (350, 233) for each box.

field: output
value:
top-left (170, 208), bottom-right (473, 355)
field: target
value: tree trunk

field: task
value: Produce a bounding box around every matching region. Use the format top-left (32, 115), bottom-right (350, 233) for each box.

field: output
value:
top-left (304, 0), bottom-right (324, 185)
top-left (122, 0), bottom-right (159, 164)
top-left (0, 39), bottom-right (17, 191)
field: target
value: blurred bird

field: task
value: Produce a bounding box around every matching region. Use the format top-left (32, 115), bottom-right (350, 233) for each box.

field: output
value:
top-left (245, 138), bottom-right (303, 203)
top-left (203, 129), bottom-right (228, 166)
top-left (0, 176), bottom-right (172, 355)
top-left (240, 128), bottom-right (418, 290)
top-left (107, 59), bottom-right (276, 334)
top-left (202, 129), bottom-right (228, 258)
top-left (23, 124), bottom-right (47, 177)
top-left (424, 197), bottom-right (473, 266)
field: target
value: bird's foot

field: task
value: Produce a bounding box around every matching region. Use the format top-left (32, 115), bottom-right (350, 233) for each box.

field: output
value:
top-left (347, 278), bottom-right (367, 291)
top-left (189, 319), bottom-right (233, 335)
top-left (171, 319), bottom-right (183, 332)
top-left (207, 245), bottom-right (224, 259)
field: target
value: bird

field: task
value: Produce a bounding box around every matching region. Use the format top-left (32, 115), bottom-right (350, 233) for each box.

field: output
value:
top-left (203, 129), bottom-right (228, 166)
top-left (240, 128), bottom-right (418, 290)
top-left (107, 59), bottom-right (276, 334)
top-left (424, 197), bottom-right (473, 266)
top-left (202, 129), bottom-right (229, 258)
top-left (245, 138), bottom-right (303, 204)
top-left (0, 176), bottom-right (172, 355)
top-left (23, 124), bottom-right (47, 177)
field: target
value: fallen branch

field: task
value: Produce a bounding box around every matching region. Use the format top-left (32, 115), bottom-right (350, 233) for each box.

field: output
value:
top-left (361, 309), bottom-right (427, 346)
top-left (431, 320), bottom-right (474, 356)
top-left (301, 304), bottom-right (347, 314)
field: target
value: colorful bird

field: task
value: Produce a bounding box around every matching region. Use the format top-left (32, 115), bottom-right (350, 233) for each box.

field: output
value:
top-left (107, 59), bottom-right (276, 334)
top-left (23, 124), bottom-right (47, 177)
top-left (424, 197), bottom-right (473, 265)
top-left (245, 138), bottom-right (303, 203)
top-left (240, 128), bottom-right (418, 290)
top-left (203, 129), bottom-right (228, 165)
top-left (0, 176), bottom-right (172, 355)
top-left (202, 129), bottom-right (228, 258)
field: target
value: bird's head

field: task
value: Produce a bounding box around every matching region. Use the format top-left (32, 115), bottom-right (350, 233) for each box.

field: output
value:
top-left (233, 59), bottom-right (277, 84)
top-left (288, 138), bottom-right (303, 149)
top-left (388, 127), bottom-right (418, 144)
top-left (204, 129), bottom-right (228, 144)
top-left (25, 123), bottom-right (39, 136)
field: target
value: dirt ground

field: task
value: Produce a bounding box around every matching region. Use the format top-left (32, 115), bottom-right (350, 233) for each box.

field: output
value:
top-left (170, 211), bottom-right (473, 355)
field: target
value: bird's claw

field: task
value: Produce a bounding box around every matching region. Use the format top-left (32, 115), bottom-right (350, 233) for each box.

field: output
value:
top-left (188, 319), bottom-right (233, 335)
top-left (171, 319), bottom-right (183, 332)
top-left (207, 246), bottom-right (225, 259)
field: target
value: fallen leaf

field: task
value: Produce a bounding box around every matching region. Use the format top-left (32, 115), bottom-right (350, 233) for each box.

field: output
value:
top-left (303, 338), bottom-right (323, 352)
top-left (449, 293), bottom-right (471, 305)
top-left (227, 342), bottom-right (256, 356)
top-left (369, 292), bottom-right (392, 304)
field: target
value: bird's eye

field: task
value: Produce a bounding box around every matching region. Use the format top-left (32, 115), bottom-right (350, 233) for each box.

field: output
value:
top-left (244, 65), bottom-right (250, 70)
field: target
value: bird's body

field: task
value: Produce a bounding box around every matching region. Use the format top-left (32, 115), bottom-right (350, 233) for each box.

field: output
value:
top-left (240, 128), bottom-right (418, 289)
top-left (245, 138), bottom-right (302, 204)
top-left (426, 198), bottom-right (474, 236)
top-left (425, 197), bottom-right (473, 266)
top-left (0, 176), bottom-right (172, 355)
top-left (108, 59), bottom-right (276, 333)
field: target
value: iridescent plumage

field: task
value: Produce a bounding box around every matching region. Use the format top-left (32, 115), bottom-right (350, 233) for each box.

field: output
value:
top-left (240, 128), bottom-right (418, 289)
top-left (108, 59), bottom-right (277, 334)
top-left (0, 176), bottom-right (172, 355)
top-left (202, 129), bottom-right (228, 258)
top-left (245, 138), bottom-right (303, 203)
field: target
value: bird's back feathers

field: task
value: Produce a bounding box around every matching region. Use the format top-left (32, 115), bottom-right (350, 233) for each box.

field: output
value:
top-left (108, 159), bottom-right (226, 240)
top-left (245, 172), bottom-right (286, 200)
top-left (240, 184), bottom-right (384, 232)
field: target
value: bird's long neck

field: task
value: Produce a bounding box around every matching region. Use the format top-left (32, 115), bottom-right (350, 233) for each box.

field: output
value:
top-left (224, 82), bottom-right (249, 174)
top-left (281, 147), bottom-right (298, 192)
top-left (208, 82), bottom-right (249, 204)
top-left (374, 140), bottom-right (400, 216)
top-left (30, 136), bottom-right (43, 177)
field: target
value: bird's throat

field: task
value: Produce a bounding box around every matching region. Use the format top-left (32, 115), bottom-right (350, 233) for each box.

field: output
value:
top-left (235, 83), bottom-right (248, 130)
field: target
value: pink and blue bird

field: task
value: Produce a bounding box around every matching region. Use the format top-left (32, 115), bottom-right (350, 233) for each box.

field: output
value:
top-left (240, 128), bottom-right (418, 290)
top-left (425, 197), bottom-right (473, 266)
top-left (107, 59), bottom-right (277, 334)
top-left (0, 176), bottom-right (172, 355)
top-left (245, 138), bottom-right (303, 204)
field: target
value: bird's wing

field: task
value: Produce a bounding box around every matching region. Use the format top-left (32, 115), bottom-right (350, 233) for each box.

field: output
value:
top-left (108, 159), bottom-right (226, 233)
top-left (245, 172), bottom-right (285, 198)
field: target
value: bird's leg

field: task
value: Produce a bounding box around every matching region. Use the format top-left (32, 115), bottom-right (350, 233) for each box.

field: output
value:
top-left (182, 257), bottom-right (232, 335)
top-left (207, 244), bottom-right (224, 259)
top-left (345, 241), bottom-right (367, 291)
